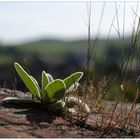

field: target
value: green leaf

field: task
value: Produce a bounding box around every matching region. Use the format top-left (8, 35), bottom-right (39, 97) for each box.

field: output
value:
top-left (66, 82), bottom-right (79, 93)
top-left (14, 62), bottom-right (41, 99)
top-left (47, 73), bottom-right (54, 83)
top-left (63, 72), bottom-right (83, 90)
top-left (41, 71), bottom-right (50, 101)
top-left (45, 79), bottom-right (66, 101)
top-left (30, 75), bottom-right (40, 88)
top-left (42, 71), bottom-right (49, 92)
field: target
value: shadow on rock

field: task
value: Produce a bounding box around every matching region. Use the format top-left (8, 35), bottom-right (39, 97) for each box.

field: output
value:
top-left (14, 108), bottom-right (57, 124)
top-left (1, 102), bottom-right (61, 124)
top-left (2, 101), bottom-right (45, 109)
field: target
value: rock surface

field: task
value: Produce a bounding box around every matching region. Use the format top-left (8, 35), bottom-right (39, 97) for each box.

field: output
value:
top-left (0, 88), bottom-right (139, 138)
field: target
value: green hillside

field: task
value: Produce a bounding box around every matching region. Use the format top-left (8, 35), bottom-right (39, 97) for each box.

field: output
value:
top-left (0, 37), bottom-right (134, 90)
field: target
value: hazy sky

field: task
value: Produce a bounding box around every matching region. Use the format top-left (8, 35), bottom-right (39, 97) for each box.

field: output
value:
top-left (0, 2), bottom-right (140, 44)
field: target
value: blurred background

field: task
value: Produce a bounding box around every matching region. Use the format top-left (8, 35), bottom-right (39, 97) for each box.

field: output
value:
top-left (0, 1), bottom-right (140, 96)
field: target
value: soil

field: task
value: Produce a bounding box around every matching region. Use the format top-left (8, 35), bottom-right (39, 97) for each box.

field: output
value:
top-left (0, 88), bottom-right (139, 138)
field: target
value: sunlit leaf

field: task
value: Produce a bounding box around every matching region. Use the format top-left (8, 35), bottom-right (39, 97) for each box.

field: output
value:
top-left (45, 79), bottom-right (66, 101)
top-left (47, 73), bottom-right (54, 83)
top-left (30, 75), bottom-right (40, 89)
top-left (14, 62), bottom-right (41, 99)
top-left (66, 82), bottom-right (79, 93)
top-left (41, 71), bottom-right (51, 101)
top-left (63, 72), bottom-right (83, 90)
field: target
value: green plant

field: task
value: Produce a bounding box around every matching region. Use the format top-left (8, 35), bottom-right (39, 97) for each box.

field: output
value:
top-left (3, 62), bottom-right (90, 113)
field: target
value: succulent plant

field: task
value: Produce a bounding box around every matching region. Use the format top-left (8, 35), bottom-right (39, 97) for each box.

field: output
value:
top-left (3, 62), bottom-right (90, 114)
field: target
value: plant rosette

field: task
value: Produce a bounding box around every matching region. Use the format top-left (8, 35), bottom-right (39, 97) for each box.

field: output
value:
top-left (2, 62), bottom-right (90, 114)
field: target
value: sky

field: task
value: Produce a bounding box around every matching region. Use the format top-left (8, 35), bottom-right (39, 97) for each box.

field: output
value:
top-left (0, 2), bottom-right (140, 45)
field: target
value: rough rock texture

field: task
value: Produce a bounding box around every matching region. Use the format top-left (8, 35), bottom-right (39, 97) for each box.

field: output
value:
top-left (0, 88), bottom-right (139, 138)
